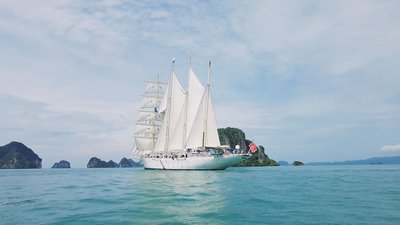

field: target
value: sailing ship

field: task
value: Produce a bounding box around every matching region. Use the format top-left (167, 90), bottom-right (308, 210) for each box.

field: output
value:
top-left (132, 59), bottom-right (244, 170)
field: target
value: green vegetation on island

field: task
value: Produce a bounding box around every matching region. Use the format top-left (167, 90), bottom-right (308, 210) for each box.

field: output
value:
top-left (237, 145), bottom-right (279, 166)
top-left (0, 141), bottom-right (42, 169)
top-left (218, 127), bottom-right (278, 166)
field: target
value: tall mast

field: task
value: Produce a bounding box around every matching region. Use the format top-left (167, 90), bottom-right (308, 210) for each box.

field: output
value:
top-left (182, 58), bottom-right (191, 149)
top-left (203, 60), bottom-right (211, 148)
top-left (165, 58), bottom-right (175, 152)
top-left (151, 74), bottom-right (160, 152)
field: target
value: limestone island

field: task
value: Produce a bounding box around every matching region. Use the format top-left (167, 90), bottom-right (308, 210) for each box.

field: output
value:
top-left (293, 161), bottom-right (304, 166)
top-left (0, 141), bottom-right (42, 169)
top-left (87, 157), bottom-right (142, 168)
top-left (51, 160), bottom-right (71, 168)
top-left (218, 127), bottom-right (278, 166)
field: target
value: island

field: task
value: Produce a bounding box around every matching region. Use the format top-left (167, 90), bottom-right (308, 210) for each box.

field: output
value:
top-left (0, 141), bottom-right (42, 169)
top-left (119, 157), bottom-right (142, 167)
top-left (218, 127), bottom-right (278, 166)
top-left (87, 157), bottom-right (142, 168)
top-left (307, 156), bottom-right (400, 165)
top-left (278, 161), bottom-right (289, 166)
top-left (51, 160), bottom-right (71, 168)
top-left (87, 157), bottom-right (118, 168)
top-left (293, 161), bottom-right (304, 166)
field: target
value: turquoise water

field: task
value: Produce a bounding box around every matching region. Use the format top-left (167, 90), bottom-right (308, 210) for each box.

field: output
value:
top-left (1, 166), bottom-right (399, 225)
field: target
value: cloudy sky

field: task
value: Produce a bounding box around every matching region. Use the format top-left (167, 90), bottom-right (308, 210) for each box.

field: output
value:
top-left (1, 0), bottom-right (399, 168)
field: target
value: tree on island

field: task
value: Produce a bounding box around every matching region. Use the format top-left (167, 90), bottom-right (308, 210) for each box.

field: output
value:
top-left (237, 145), bottom-right (278, 166)
top-left (218, 127), bottom-right (278, 166)
top-left (0, 142), bottom-right (42, 169)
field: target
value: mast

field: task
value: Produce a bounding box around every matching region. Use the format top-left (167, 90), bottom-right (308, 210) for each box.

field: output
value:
top-left (203, 60), bottom-right (211, 148)
top-left (134, 78), bottom-right (166, 155)
top-left (151, 74), bottom-right (160, 152)
top-left (182, 58), bottom-right (191, 149)
top-left (164, 58), bottom-right (175, 152)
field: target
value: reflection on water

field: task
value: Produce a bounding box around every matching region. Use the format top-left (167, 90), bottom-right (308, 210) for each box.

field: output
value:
top-left (131, 170), bottom-right (225, 224)
top-left (3, 167), bottom-right (399, 225)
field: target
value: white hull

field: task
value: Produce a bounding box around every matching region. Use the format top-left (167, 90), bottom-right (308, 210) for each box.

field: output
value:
top-left (142, 154), bottom-right (243, 170)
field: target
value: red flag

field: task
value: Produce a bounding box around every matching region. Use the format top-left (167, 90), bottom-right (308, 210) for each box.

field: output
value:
top-left (249, 142), bottom-right (257, 153)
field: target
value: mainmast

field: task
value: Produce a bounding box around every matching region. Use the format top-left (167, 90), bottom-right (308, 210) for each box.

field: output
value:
top-left (202, 60), bottom-right (211, 148)
top-left (164, 58), bottom-right (175, 152)
top-left (182, 58), bottom-right (191, 149)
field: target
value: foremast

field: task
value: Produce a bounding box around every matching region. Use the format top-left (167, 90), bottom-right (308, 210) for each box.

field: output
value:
top-left (132, 78), bottom-right (166, 157)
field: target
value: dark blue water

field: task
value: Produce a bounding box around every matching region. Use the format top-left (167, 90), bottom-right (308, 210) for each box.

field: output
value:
top-left (1, 166), bottom-right (399, 225)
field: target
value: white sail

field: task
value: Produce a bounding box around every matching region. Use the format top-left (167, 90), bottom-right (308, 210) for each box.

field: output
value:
top-left (158, 81), bottom-right (169, 113)
top-left (145, 81), bottom-right (167, 94)
top-left (153, 72), bottom-right (185, 152)
top-left (132, 60), bottom-right (244, 170)
top-left (134, 123), bottom-right (161, 136)
top-left (155, 67), bottom-right (221, 150)
top-left (133, 78), bottom-right (166, 155)
top-left (137, 110), bottom-right (163, 122)
top-left (141, 95), bottom-right (163, 109)
top-left (204, 91), bottom-right (221, 147)
top-left (153, 116), bottom-right (167, 152)
top-left (185, 68), bottom-right (206, 143)
top-left (135, 137), bottom-right (154, 152)
top-left (184, 66), bottom-right (221, 148)
top-left (168, 99), bottom-right (187, 150)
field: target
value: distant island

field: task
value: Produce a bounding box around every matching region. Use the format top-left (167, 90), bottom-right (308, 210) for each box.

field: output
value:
top-left (278, 161), bottom-right (289, 166)
top-left (0, 141), bottom-right (42, 169)
top-left (293, 161), bottom-right (304, 166)
top-left (0, 141), bottom-right (143, 169)
top-left (307, 156), bottom-right (400, 165)
top-left (87, 157), bottom-right (142, 168)
top-left (52, 160), bottom-right (71, 168)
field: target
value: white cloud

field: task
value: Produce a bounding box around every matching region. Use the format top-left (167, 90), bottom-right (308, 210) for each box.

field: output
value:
top-left (379, 144), bottom-right (400, 155)
top-left (1, 0), bottom-right (400, 165)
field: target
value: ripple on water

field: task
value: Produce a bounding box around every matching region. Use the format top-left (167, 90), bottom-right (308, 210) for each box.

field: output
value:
top-left (0, 166), bottom-right (400, 225)
top-left (2, 199), bottom-right (38, 206)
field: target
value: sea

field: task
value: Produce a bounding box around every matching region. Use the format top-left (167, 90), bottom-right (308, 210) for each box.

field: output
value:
top-left (1, 165), bottom-right (399, 225)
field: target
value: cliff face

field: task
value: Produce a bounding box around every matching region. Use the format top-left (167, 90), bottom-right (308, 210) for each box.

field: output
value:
top-left (119, 157), bottom-right (142, 167)
top-left (87, 157), bottom-right (108, 168)
top-left (51, 160), bottom-right (71, 168)
top-left (88, 157), bottom-right (143, 168)
top-left (87, 157), bottom-right (119, 168)
top-left (218, 127), bottom-right (278, 166)
top-left (0, 142), bottom-right (42, 169)
top-left (218, 127), bottom-right (247, 150)
top-left (237, 145), bottom-right (278, 167)
top-left (107, 160), bottom-right (118, 168)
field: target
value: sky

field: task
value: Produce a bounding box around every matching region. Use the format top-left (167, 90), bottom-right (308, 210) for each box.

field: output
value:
top-left (1, 0), bottom-right (400, 168)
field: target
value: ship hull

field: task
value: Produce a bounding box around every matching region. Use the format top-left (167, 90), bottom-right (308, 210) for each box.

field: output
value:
top-left (142, 154), bottom-right (243, 170)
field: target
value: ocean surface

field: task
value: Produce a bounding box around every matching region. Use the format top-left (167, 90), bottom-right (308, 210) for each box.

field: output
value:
top-left (1, 165), bottom-right (399, 225)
